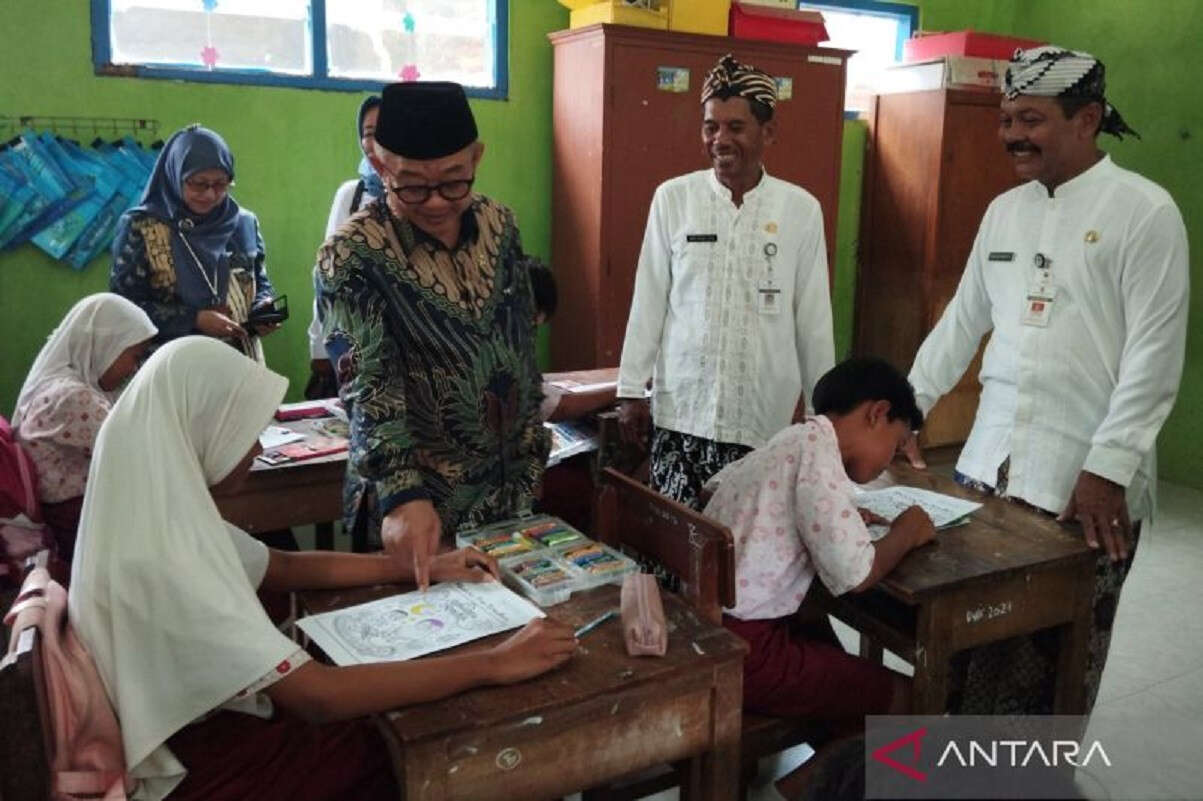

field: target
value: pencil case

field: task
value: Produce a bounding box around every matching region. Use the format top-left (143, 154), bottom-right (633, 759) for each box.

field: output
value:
top-left (620, 573), bottom-right (667, 657)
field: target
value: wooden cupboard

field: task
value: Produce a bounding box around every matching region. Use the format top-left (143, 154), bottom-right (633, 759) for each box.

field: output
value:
top-left (854, 88), bottom-right (1020, 446)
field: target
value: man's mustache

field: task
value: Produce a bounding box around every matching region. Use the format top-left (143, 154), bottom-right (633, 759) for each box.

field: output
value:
top-left (1006, 140), bottom-right (1041, 154)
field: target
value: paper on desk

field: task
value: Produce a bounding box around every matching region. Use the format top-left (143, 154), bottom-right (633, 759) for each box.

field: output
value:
top-left (297, 581), bottom-right (545, 665)
top-left (547, 379), bottom-right (617, 394)
top-left (545, 421), bottom-right (600, 467)
top-left (259, 425), bottom-right (306, 450)
top-left (856, 486), bottom-right (982, 541)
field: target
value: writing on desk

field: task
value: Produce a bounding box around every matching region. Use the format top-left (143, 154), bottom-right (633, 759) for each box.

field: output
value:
top-left (496, 747), bottom-right (522, 771)
top-left (965, 600), bottom-right (1013, 624)
top-left (647, 502), bottom-right (681, 527)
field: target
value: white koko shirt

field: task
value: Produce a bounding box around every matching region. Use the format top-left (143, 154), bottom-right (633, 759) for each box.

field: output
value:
top-left (909, 156), bottom-right (1189, 521)
top-left (618, 169), bottom-right (835, 450)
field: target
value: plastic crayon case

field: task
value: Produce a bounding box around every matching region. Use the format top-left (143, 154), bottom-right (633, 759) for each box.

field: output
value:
top-left (460, 530), bottom-right (537, 557)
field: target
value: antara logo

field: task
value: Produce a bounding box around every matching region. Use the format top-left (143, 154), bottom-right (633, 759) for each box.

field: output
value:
top-left (937, 739), bottom-right (1112, 769)
top-left (872, 727), bottom-right (1112, 783)
top-left (872, 727), bottom-right (929, 782)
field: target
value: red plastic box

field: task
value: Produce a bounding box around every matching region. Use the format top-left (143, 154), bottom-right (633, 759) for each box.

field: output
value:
top-left (729, 2), bottom-right (828, 46)
top-left (904, 31), bottom-right (1045, 62)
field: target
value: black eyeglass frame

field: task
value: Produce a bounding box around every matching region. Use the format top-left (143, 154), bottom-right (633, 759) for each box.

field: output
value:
top-left (385, 175), bottom-right (476, 205)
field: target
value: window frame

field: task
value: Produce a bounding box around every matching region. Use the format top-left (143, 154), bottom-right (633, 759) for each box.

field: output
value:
top-left (800, 0), bottom-right (918, 117)
top-left (90, 0), bottom-right (510, 99)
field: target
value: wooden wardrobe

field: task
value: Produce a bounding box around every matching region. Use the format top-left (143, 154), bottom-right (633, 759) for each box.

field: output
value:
top-left (854, 88), bottom-right (1021, 446)
top-left (548, 24), bottom-right (850, 370)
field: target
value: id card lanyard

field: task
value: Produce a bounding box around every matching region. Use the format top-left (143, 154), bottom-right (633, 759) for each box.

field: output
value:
top-left (758, 241), bottom-right (781, 315)
top-left (1022, 251), bottom-right (1056, 327)
top-left (177, 217), bottom-right (221, 306)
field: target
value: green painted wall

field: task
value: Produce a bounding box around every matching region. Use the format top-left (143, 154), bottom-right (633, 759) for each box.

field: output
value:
top-left (832, 119), bottom-right (866, 360)
top-left (0, 0), bottom-right (566, 412)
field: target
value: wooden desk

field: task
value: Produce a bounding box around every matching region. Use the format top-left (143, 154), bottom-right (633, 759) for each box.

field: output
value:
top-left (217, 374), bottom-right (621, 546)
top-left (542, 367), bottom-right (618, 391)
top-left (300, 584), bottom-right (747, 801)
top-left (214, 418), bottom-right (346, 539)
top-left (812, 463), bottom-right (1097, 714)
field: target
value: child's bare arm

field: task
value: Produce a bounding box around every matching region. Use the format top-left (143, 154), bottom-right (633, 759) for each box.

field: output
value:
top-left (850, 505), bottom-right (935, 593)
top-left (264, 617), bottom-right (577, 723)
top-left (547, 385), bottom-right (618, 422)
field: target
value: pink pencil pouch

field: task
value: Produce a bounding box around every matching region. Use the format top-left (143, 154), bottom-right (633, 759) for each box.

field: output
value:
top-left (620, 573), bottom-right (667, 657)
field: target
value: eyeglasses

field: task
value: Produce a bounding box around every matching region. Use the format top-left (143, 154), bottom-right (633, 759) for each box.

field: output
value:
top-left (386, 176), bottom-right (475, 205)
top-left (183, 176), bottom-right (232, 194)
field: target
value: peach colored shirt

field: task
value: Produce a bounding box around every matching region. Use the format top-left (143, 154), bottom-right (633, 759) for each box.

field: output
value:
top-left (703, 416), bottom-right (873, 620)
top-left (17, 377), bottom-right (110, 504)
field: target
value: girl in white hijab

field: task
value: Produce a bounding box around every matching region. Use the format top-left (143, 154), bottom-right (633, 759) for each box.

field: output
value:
top-left (69, 336), bottom-right (576, 801)
top-left (13, 293), bottom-right (157, 559)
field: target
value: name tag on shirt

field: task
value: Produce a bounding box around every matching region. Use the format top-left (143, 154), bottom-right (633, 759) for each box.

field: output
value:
top-left (686, 234), bottom-right (718, 243)
top-left (1022, 296), bottom-right (1054, 327)
top-left (757, 279), bottom-right (781, 316)
top-left (1022, 256), bottom-right (1056, 327)
top-left (988, 251), bottom-right (1015, 262)
top-left (1022, 283), bottom-right (1057, 327)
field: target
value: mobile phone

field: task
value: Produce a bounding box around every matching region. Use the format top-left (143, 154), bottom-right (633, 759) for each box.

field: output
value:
top-left (246, 294), bottom-right (289, 328)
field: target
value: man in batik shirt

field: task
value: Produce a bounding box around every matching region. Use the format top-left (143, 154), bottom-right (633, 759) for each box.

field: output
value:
top-left (316, 81), bottom-right (548, 586)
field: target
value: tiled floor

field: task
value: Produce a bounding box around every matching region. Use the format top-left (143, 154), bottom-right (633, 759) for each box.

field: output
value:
top-left (1073, 479), bottom-right (1203, 801)
top-left (569, 479), bottom-right (1203, 801)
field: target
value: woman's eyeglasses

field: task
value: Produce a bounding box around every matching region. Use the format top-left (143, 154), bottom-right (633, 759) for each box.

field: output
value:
top-left (386, 176), bottom-right (475, 205)
top-left (183, 176), bottom-right (232, 194)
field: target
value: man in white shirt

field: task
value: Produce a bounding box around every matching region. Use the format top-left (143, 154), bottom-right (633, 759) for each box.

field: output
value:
top-left (906, 46), bottom-right (1189, 714)
top-left (616, 53), bottom-right (835, 510)
top-left (306, 96), bottom-right (383, 400)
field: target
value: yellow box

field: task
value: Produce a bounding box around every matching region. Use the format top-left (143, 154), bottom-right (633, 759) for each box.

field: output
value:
top-left (731, 0), bottom-right (792, 8)
top-left (667, 0), bottom-right (731, 35)
top-left (568, 1), bottom-right (670, 30)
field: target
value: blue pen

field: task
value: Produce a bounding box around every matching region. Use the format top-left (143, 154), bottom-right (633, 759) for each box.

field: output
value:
top-left (574, 610), bottom-right (617, 639)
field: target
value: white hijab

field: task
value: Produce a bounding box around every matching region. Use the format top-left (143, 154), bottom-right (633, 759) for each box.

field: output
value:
top-left (69, 336), bottom-right (295, 798)
top-left (12, 293), bottom-right (157, 428)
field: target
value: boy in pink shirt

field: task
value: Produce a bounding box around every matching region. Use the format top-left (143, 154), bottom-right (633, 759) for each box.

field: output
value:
top-left (702, 357), bottom-right (935, 735)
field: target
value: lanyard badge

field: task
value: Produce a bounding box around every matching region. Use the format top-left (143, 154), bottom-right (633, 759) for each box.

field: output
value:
top-left (758, 241), bottom-right (780, 315)
top-left (1022, 252), bottom-right (1056, 327)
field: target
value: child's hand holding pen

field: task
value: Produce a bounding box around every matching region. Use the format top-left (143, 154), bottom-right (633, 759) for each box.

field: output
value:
top-left (488, 617), bottom-right (578, 684)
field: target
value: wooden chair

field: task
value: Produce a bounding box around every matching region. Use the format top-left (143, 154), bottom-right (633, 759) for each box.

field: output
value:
top-left (594, 411), bottom-right (649, 486)
top-left (0, 557), bottom-right (53, 801)
top-left (583, 468), bottom-right (826, 801)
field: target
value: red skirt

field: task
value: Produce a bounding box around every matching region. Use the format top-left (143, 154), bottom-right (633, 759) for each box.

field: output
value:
top-left (166, 710), bottom-right (397, 801)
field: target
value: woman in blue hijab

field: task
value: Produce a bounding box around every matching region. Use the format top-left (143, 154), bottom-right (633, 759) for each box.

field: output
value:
top-left (110, 125), bottom-right (278, 359)
top-left (306, 96), bottom-right (383, 398)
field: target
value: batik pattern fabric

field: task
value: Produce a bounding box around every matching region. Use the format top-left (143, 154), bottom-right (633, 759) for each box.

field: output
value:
top-left (1003, 45), bottom-right (1139, 139)
top-left (649, 426), bottom-right (751, 512)
top-left (110, 212), bottom-right (273, 349)
top-left (947, 458), bottom-right (1141, 715)
top-left (315, 196), bottom-right (549, 540)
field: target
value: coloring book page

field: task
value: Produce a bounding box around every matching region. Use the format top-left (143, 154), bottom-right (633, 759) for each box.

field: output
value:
top-left (856, 486), bottom-right (982, 541)
top-left (297, 581), bottom-right (544, 665)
